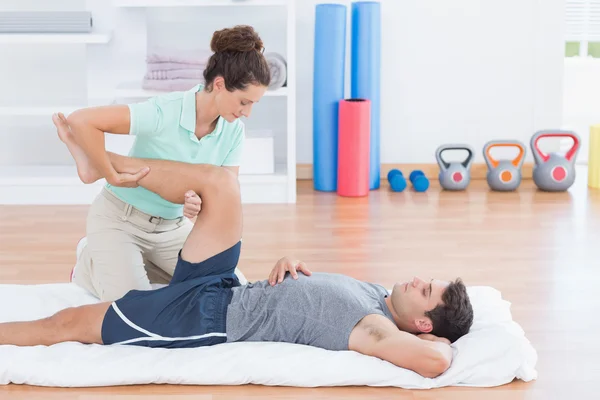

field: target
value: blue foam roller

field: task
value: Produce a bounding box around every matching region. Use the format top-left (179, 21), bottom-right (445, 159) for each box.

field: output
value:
top-left (351, 1), bottom-right (381, 190)
top-left (313, 4), bottom-right (347, 191)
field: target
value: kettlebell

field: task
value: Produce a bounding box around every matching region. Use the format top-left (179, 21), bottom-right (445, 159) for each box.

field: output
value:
top-left (530, 130), bottom-right (580, 192)
top-left (435, 144), bottom-right (474, 190)
top-left (483, 140), bottom-right (526, 191)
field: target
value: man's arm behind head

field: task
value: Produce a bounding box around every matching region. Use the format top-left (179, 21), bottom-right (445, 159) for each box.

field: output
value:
top-left (350, 317), bottom-right (453, 379)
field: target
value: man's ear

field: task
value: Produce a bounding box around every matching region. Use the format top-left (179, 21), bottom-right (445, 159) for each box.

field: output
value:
top-left (415, 318), bottom-right (433, 333)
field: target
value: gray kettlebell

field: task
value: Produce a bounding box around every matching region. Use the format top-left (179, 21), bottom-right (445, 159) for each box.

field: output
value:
top-left (530, 130), bottom-right (580, 192)
top-left (435, 144), bottom-right (474, 191)
top-left (483, 140), bottom-right (526, 191)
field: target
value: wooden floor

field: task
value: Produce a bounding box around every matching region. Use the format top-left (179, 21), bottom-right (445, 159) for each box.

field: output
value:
top-left (1, 173), bottom-right (599, 399)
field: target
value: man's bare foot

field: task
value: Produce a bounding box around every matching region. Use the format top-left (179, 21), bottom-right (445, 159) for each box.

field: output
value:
top-left (53, 112), bottom-right (102, 184)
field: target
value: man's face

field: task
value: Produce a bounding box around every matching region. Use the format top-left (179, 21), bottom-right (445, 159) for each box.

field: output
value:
top-left (391, 277), bottom-right (450, 332)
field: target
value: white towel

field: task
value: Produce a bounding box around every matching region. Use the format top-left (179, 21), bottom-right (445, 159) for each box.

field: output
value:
top-left (146, 62), bottom-right (206, 72)
top-left (146, 47), bottom-right (212, 65)
top-left (145, 69), bottom-right (205, 80)
top-left (0, 283), bottom-right (537, 388)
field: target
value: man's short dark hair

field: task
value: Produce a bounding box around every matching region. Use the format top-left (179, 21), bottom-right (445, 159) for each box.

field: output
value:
top-left (425, 278), bottom-right (473, 343)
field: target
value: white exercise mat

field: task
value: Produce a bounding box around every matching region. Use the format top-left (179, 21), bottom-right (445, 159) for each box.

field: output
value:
top-left (0, 282), bottom-right (537, 389)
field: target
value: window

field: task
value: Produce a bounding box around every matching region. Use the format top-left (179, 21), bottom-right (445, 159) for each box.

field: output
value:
top-left (565, 0), bottom-right (600, 57)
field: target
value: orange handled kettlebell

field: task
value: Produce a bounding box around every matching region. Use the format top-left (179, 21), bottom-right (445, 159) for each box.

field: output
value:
top-left (483, 140), bottom-right (527, 191)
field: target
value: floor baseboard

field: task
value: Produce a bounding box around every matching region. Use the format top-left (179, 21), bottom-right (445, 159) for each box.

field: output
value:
top-left (296, 163), bottom-right (534, 181)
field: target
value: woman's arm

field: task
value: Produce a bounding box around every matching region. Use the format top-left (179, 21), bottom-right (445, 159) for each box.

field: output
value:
top-left (66, 105), bottom-right (134, 186)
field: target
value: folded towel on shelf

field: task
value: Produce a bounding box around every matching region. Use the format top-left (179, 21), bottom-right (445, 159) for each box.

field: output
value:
top-left (146, 62), bottom-right (206, 72)
top-left (146, 47), bottom-right (212, 66)
top-left (145, 69), bottom-right (205, 80)
top-left (142, 78), bottom-right (204, 92)
top-left (265, 52), bottom-right (287, 90)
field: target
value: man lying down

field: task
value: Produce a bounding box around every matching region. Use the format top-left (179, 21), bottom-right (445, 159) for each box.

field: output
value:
top-left (0, 148), bottom-right (474, 379)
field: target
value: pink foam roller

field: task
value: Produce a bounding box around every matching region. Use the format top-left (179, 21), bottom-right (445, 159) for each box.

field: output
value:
top-left (337, 98), bottom-right (371, 197)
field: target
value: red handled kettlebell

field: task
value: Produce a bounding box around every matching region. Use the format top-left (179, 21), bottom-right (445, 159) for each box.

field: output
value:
top-left (530, 130), bottom-right (580, 192)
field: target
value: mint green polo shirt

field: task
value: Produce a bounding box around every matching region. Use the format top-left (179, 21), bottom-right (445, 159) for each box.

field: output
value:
top-left (106, 84), bottom-right (245, 219)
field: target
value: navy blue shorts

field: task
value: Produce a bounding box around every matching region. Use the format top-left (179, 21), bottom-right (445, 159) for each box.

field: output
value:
top-left (101, 241), bottom-right (242, 348)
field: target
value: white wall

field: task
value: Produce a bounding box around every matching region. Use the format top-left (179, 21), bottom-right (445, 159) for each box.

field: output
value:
top-left (297, 0), bottom-right (566, 164)
top-left (0, 0), bottom-right (567, 168)
top-left (562, 57), bottom-right (600, 163)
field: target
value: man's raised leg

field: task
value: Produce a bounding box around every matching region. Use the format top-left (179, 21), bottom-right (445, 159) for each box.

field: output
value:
top-left (108, 153), bottom-right (242, 265)
top-left (53, 112), bottom-right (241, 266)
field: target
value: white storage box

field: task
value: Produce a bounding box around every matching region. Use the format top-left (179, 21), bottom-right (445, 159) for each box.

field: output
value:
top-left (240, 130), bottom-right (275, 174)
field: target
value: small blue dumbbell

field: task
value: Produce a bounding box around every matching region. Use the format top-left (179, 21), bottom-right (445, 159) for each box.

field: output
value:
top-left (387, 169), bottom-right (407, 192)
top-left (409, 170), bottom-right (430, 192)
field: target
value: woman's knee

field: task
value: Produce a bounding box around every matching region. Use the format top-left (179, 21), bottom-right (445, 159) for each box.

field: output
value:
top-left (97, 276), bottom-right (150, 302)
top-left (86, 244), bottom-right (151, 301)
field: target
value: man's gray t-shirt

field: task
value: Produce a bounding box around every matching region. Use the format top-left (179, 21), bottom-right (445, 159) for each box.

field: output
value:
top-left (225, 272), bottom-right (395, 351)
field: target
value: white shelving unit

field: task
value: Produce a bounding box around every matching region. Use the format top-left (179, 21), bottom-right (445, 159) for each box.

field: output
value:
top-left (115, 81), bottom-right (289, 99)
top-left (0, 32), bottom-right (112, 44)
top-left (0, 106), bottom-right (87, 117)
top-left (0, 0), bottom-right (296, 205)
top-left (0, 163), bottom-right (288, 205)
top-left (0, 166), bottom-right (106, 205)
top-left (114, 0), bottom-right (288, 7)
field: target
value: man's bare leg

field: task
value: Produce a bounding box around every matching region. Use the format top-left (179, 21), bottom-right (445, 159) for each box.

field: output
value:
top-left (108, 153), bottom-right (243, 263)
top-left (0, 302), bottom-right (110, 346)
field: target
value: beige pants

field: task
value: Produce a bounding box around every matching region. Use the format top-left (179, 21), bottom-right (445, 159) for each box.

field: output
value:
top-left (73, 188), bottom-right (194, 301)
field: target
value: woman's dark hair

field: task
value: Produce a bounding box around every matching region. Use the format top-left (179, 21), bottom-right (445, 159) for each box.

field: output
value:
top-left (203, 25), bottom-right (271, 92)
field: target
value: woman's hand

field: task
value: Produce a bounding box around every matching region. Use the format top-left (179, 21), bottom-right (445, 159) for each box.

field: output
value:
top-left (268, 256), bottom-right (312, 286)
top-left (183, 190), bottom-right (202, 219)
top-left (106, 168), bottom-right (150, 188)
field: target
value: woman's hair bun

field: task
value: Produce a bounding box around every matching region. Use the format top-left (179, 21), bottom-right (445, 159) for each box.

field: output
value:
top-left (210, 25), bottom-right (264, 53)
top-left (203, 24), bottom-right (271, 91)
